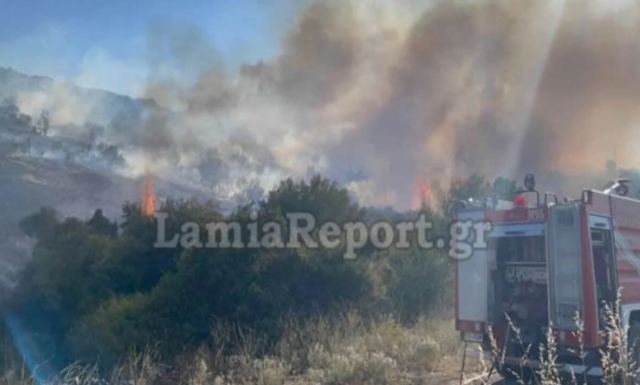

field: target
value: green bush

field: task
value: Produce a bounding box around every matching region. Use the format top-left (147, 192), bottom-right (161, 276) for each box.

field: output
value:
top-left (6, 175), bottom-right (458, 370)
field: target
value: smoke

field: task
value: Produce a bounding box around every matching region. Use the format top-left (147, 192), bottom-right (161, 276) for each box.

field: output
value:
top-left (521, 1), bottom-right (640, 173)
top-left (15, 84), bottom-right (98, 129)
top-left (11, 0), bottom-right (640, 209)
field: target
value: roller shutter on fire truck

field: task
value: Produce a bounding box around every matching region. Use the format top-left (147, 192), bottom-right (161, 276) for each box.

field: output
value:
top-left (456, 210), bottom-right (489, 329)
top-left (547, 204), bottom-right (584, 330)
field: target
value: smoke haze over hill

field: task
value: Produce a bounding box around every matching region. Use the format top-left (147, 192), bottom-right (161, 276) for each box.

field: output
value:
top-left (3, 0), bottom-right (640, 210)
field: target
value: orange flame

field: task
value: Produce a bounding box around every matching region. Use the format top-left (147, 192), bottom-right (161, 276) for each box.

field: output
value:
top-left (415, 178), bottom-right (434, 209)
top-left (142, 174), bottom-right (156, 217)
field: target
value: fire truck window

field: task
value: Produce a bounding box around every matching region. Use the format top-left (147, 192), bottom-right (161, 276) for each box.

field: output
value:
top-left (494, 235), bottom-right (549, 337)
top-left (497, 236), bottom-right (545, 263)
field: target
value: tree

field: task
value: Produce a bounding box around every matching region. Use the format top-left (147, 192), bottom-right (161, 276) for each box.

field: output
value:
top-left (439, 174), bottom-right (491, 216)
top-left (492, 176), bottom-right (518, 200)
top-left (87, 209), bottom-right (117, 237)
top-left (261, 175), bottom-right (365, 238)
top-left (19, 207), bottom-right (59, 241)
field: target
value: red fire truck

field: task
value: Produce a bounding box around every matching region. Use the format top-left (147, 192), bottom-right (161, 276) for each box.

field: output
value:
top-left (456, 176), bottom-right (640, 381)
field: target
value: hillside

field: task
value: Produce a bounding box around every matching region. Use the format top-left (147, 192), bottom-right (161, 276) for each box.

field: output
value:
top-left (0, 69), bottom-right (209, 294)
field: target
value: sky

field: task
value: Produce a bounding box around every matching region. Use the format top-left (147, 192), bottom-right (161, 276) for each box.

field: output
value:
top-left (0, 0), bottom-right (309, 96)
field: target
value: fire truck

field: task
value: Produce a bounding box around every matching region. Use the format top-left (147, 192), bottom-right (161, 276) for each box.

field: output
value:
top-left (455, 175), bottom-right (640, 382)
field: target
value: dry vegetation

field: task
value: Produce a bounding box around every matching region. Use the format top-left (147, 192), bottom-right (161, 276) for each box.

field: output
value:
top-left (6, 304), bottom-right (635, 385)
top-left (3, 282), bottom-right (640, 385)
top-left (1, 314), bottom-right (461, 385)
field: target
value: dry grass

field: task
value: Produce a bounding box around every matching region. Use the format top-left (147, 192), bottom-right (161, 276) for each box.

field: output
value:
top-left (183, 314), bottom-right (460, 385)
top-left (7, 298), bottom-right (637, 385)
top-left (1, 314), bottom-right (461, 385)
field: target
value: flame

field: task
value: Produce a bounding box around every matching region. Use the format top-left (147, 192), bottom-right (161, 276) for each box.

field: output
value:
top-left (414, 178), bottom-right (434, 209)
top-left (142, 174), bottom-right (156, 217)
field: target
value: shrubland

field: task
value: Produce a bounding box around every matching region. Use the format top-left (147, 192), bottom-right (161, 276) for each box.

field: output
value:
top-left (0, 174), bottom-right (514, 384)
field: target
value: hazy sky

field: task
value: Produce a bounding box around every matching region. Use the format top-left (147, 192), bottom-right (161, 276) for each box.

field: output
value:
top-left (0, 0), bottom-right (309, 96)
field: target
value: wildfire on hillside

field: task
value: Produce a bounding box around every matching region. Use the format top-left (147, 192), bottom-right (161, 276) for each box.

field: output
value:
top-left (415, 178), bottom-right (434, 210)
top-left (141, 174), bottom-right (156, 217)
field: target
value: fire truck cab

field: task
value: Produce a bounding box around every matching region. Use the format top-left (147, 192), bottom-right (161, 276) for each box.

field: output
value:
top-left (456, 177), bottom-right (640, 381)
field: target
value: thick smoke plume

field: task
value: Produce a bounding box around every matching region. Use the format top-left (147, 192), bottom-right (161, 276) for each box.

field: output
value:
top-left (15, 0), bottom-right (640, 208)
